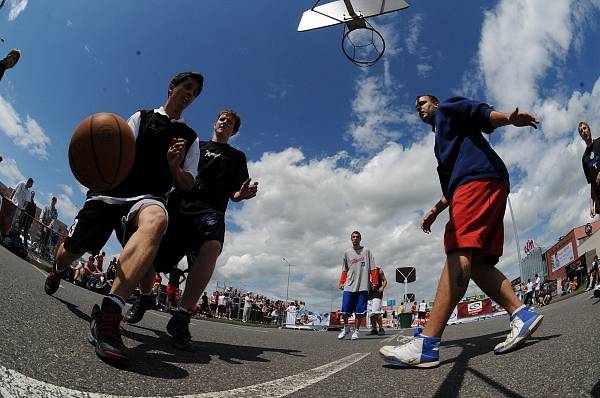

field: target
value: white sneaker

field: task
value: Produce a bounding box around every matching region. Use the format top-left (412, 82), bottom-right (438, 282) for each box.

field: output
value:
top-left (379, 332), bottom-right (440, 368)
top-left (337, 328), bottom-right (350, 340)
top-left (494, 307), bottom-right (543, 354)
top-left (351, 330), bottom-right (359, 340)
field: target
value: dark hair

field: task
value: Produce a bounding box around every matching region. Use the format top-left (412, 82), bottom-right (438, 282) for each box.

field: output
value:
top-left (6, 48), bottom-right (20, 64)
top-left (169, 71), bottom-right (204, 97)
top-left (578, 121), bottom-right (590, 132)
top-left (216, 109), bottom-right (241, 134)
top-left (27, 177), bottom-right (33, 184)
top-left (351, 230), bottom-right (361, 238)
top-left (51, 196), bottom-right (57, 201)
top-left (415, 94), bottom-right (439, 104)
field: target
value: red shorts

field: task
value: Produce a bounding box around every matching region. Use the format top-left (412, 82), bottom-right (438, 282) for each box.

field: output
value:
top-left (444, 179), bottom-right (508, 264)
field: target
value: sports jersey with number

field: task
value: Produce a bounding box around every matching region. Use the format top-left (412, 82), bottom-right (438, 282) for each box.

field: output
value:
top-left (342, 246), bottom-right (374, 293)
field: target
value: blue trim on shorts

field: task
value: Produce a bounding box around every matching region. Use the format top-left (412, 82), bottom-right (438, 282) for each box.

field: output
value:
top-left (340, 291), bottom-right (368, 317)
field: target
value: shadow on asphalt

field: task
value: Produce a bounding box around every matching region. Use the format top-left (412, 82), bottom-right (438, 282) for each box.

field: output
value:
top-left (51, 298), bottom-right (305, 378)
top-left (383, 330), bottom-right (560, 398)
top-left (53, 296), bottom-right (92, 322)
top-left (435, 331), bottom-right (560, 398)
top-left (120, 324), bottom-right (305, 378)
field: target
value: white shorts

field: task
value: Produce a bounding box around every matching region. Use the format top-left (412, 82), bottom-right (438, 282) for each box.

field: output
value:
top-left (369, 298), bottom-right (383, 315)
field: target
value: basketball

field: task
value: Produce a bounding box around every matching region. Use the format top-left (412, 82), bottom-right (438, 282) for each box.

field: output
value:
top-left (68, 112), bottom-right (136, 191)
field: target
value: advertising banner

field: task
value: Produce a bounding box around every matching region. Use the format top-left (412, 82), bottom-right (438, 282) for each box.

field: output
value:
top-left (457, 298), bottom-right (492, 319)
top-left (551, 242), bottom-right (575, 272)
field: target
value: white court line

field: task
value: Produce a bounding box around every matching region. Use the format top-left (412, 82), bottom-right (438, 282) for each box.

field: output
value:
top-left (0, 352), bottom-right (370, 398)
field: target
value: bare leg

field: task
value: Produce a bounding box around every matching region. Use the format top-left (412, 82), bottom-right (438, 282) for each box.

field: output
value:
top-left (110, 205), bottom-right (167, 300)
top-left (470, 252), bottom-right (522, 315)
top-left (55, 243), bottom-right (83, 271)
top-left (179, 240), bottom-right (221, 310)
top-left (423, 249), bottom-right (472, 338)
top-left (137, 268), bottom-right (157, 295)
top-left (370, 314), bottom-right (377, 329)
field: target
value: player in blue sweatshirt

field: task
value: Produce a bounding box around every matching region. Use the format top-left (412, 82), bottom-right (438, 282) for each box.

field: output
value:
top-left (380, 95), bottom-right (542, 368)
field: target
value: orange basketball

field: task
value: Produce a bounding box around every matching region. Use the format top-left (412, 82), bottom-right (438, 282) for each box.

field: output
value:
top-left (68, 112), bottom-right (136, 191)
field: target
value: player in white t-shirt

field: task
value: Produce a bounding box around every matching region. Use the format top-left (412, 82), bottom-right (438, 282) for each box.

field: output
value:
top-left (338, 231), bottom-right (374, 341)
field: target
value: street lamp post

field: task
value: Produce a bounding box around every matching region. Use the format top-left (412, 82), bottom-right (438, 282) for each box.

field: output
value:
top-left (281, 257), bottom-right (294, 303)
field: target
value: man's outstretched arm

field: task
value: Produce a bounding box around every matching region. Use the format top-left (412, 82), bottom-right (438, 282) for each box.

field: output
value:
top-left (490, 108), bottom-right (539, 129)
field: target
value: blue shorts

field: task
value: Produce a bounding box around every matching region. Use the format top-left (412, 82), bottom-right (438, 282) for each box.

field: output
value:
top-left (341, 291), bottom-right (368, 317)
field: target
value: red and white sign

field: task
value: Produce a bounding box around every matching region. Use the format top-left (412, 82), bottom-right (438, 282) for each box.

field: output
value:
top-left (524, 239), bottom-right (536, 256)
top-left (457, 298), bottom-right (492, 318)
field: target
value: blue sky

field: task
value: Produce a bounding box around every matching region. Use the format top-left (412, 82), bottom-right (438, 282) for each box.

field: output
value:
top-left (2, 0), bottom-right (600, 311)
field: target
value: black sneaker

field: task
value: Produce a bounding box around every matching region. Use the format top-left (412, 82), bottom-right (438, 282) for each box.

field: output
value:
top-left (368, 329), bottom-right (378, 336)
top-left (88, 304), bottom-right (129, 366)
top-left (44, 266), bottom-right (66, 295)
top-left (378, 327), bottom-right (385, 336)
top-left (166, 311), bottom-right (193, 351)
top-left (124, 295), bottom-right (153, 324)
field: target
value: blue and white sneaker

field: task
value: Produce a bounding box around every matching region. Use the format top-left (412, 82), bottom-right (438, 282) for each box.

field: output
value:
top-left (379, 330), bottom-right (441, 368)
top-left (494, 306), bottom-right (543, 355)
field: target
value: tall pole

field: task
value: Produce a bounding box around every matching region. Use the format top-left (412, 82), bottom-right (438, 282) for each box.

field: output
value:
top-left (507, 196), bottom-right (523, 280)
top-left (282, 257), bottom-right (292, 303)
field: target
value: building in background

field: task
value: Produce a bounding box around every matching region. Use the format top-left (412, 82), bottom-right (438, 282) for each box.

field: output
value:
top-left (520, 244), bottom-right (547, 284)
top-left (543, 220), bottom-right (600, 293)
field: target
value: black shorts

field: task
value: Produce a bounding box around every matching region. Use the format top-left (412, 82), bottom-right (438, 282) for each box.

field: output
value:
top-left (63, 200), bottom-right (131, 255)
top-left (154, 211), bottom-right (225, 272)
top-left (63, 198), bottom-right (166, 255)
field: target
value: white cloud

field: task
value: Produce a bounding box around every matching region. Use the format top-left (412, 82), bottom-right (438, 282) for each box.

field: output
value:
top-left (0, 95), bottom-right (51, 159)
top-left (66, 19), bottom-right (72, 27)
top-left (213, 137), bottom-right (451, 309)
top-left (0, 157), bottom-right (25, 187)
top-left (405, 14), bottom-right (423, 55)
top-left (84, 44), bottom-right (90, 53)
top-left (346, 75), bottom-right (417, 153)
top-left (77, 182), bottom-right (88, 195)
top-left (7, 0), bottom-right (28, 21)
top-left (416, 63), bottom-right (432, 78)
top-left (59, 184), bottom-right (74, 196)
top-left (479, 0), bottom-right (574, 110)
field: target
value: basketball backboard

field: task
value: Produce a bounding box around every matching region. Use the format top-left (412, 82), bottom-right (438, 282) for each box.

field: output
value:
top-left (298, 0), bottom-right (410, 32)
top-left (396, 267), bottom-right (416, 283)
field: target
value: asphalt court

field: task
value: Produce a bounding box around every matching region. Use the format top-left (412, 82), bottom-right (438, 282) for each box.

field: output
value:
top-left (1, 247), bottom-right (599, 397)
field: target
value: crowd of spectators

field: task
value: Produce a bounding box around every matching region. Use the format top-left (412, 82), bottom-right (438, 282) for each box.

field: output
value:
top-left (66, 252), bottom-right (117, 295)
top-left (1, 177), bottom-right (64, 261)
top-left (194, 288), bottom-right (305, 325)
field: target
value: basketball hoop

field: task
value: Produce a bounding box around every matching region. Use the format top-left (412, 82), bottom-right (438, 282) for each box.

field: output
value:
top-left (341, 19), bottom-right (385, 67)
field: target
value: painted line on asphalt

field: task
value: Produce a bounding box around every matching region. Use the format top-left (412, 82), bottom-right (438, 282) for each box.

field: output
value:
top-left (0, 352), bottom-right (370, 398)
